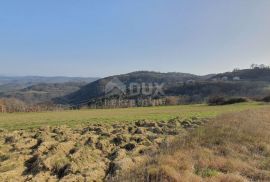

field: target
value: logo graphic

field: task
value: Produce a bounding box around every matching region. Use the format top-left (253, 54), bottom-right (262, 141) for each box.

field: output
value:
top-left (105, 77), bottom-right (126, 96)
top-left (104, 77), bottom-right (166, 97)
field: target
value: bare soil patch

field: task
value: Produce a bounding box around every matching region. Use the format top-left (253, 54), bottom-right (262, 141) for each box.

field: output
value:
top-left (0, 117), bottom-right (206, 181)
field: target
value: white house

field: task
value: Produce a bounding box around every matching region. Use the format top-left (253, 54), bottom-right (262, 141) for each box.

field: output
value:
top-left (233, 76), bottom-right (240, 81)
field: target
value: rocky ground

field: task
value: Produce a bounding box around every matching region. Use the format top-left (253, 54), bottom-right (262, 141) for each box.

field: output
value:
top-left (0, 117), bottom-right (207, 182)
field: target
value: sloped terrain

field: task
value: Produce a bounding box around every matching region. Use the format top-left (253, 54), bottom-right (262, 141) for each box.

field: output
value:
top-left (212, 68), bottom-right (270, 81)
top-left (56, 71), bottom-right (203, 106)
top-left (114, 108), bottom-right (270, 182)
top-left (0, 117), bottom-right (206, 181)
top-left (0, 82), bottom-right (87, 104)
top-left (0, 76), bottom-right (99, 104)
top-left (56, 69), bottom-right (270, 107)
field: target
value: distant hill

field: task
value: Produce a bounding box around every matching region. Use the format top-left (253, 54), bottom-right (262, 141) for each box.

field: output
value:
top-left (3, 68), bottom-right (270, 107)
top-left (0, 82), bottom-right (89, 104)
top-left (55, 71), bottom-right (210, 106)
top-left (0, 76), bottom-right (99, 92)
top-left (211, 68), bottom-right (270, 81)
top-left (0, 76), bottom-right (99, 104)
top-left (56, 69), bottom-right (270, 107)
top-left (0, 76), bottom-right (99, 85)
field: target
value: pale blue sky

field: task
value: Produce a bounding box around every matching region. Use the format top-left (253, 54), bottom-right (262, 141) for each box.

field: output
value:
top-left (0, 0), bottom-right (270, 77)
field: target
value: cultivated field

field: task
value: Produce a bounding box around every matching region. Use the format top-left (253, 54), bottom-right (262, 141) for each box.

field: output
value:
top-left (0, 102), bottom-right (266, 130)
top-left (0, 102), bottom-right (270, 182)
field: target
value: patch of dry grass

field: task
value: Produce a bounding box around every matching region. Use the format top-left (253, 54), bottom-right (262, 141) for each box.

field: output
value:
top-left (114, 108), bottom-right (270, 182)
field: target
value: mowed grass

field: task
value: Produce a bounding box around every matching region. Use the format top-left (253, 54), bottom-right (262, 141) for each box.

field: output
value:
top-left (0, 102), bottom-right (268, 130)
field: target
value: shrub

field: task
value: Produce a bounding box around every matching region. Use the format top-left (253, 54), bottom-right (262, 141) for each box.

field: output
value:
top-left (208, 96), bottom-right (226, 106)
top-left (208, 96), bottom-right (247, 106)
top-left (223, 98), bottom-right (247, 105)
top-left (262, 96), bottom-right (270, 102)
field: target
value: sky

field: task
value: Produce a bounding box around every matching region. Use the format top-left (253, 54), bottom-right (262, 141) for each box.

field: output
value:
top-left (0, 0), bottom-right (270, 77)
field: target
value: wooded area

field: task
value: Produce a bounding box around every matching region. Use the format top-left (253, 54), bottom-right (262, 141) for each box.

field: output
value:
top-left (0, 98), bottom-right (67, 113)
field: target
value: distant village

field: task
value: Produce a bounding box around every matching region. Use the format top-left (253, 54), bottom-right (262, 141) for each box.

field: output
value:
top-left (212, 64), bottom-right (270, 82)
top-left (212, 76), bottom-right (240, 82)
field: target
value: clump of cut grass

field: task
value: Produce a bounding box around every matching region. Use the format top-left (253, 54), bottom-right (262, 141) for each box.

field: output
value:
top-left (52, 157), bottom-right (71, 179)
top-left (0, 163), bottom-right (16, 173)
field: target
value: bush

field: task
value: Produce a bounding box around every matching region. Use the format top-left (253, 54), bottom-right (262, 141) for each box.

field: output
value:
top-left (207, 96), bottom-right (226, 106)
top-left (224, 98), bottom-right (247, 105)
top-left (208, 96), bottom-right (247, 106)
top-left (262, 96), bottom-right (270, 102)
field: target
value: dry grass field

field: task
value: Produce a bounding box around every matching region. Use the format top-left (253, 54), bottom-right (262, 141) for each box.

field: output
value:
top-left (114, 108), bottom-right (270, 182)
top-left (0, 103), bottom-right (270, 182)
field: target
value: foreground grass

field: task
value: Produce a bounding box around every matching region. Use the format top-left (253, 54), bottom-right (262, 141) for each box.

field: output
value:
top-left (115, 108), bottom-right (270, 182)
top-left (0, 102), bottom-right (267, 130)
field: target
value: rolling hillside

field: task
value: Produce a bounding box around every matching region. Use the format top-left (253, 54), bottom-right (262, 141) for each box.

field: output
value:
top-left (56, 68), bottom-right (270, 107)
top-left (2, 68), bottom-right (270, 107)
top-left (55, 71), bottom-right (207, 106)
top-left (0, 76), bottom-right (99, 104)
top-left (0, 76), bottom-right (99, 92)
top-left (0, 82), bottom-right (88, 104)
top-left (212, 68), bottom-right (270, 81)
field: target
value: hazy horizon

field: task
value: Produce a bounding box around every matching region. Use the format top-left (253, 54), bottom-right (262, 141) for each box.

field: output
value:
top-left (1, 0), bottom-right (270, 77)
top-left (0, 64), bottom-right (256, 78)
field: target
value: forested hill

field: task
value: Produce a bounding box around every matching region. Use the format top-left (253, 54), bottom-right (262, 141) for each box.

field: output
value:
top-left (0, 82), bottom-right (88, 104)
top-left (55, 71), bottom-right (207, 106)
top-left (211, 67), bottom-right (270, 81)
top-left (0, 76), bottom-right (99, 104)
top-left (56, 68), bottom-right (270, 107)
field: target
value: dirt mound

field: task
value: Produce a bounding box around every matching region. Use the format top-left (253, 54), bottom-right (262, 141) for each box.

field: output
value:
top-left (0, 117), bottom-right (206, 181)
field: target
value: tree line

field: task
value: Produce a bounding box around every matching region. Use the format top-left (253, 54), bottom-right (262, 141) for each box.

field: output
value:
top-left (0, 98), bottom-right (67, 113)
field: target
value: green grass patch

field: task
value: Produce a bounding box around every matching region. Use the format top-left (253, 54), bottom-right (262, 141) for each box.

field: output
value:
top-left (0, 102), bottom-right (267, 130)
top-left (195, 167), bottom-right (219, 178)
